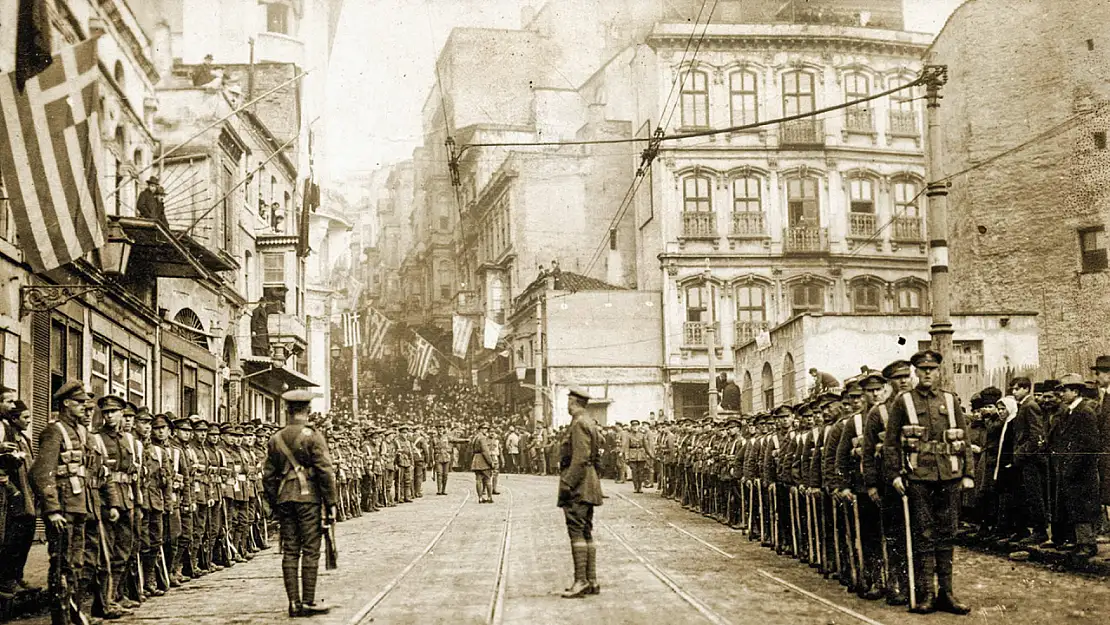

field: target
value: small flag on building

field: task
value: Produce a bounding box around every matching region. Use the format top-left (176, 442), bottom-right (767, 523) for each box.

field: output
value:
top-left (0, 36), bottom-right (107, 273)
top-left (405, 335), bottom-right (437, 379)
top-left (483, 317), bottom-right (503, 350)
top-left (342, 311), bottom-right (361, 347)
top-left (364, 307), bottom-right (392, 360)
top-left (452, 314), bottom-right (474, 359)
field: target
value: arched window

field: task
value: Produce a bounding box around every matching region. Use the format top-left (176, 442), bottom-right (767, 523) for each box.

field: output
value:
top-left (888, 75), bottom-right (920, 136)
top-left (786, 177), bottom-right (820, 228)
top-left (761, 362), bottom-right (774, 411)
top-left (782, 71), bottom-right (816, 115)
top-left (844, 72), bottom-right (872, 132)
top-left (113, 61), bottom-right (125, 89)
top-left (729, 70), bottom-right (758, 126)
top-left (489, 275), bottom-right (505, 319)
top-left (680, 70), bottom-right (709, 129)
top-left (896, 281), bottom-right (926, 313)
top-left (790, 282), bottom-right (825, 316)
top-left (847, 176), bottom-right (876, 238)
top-left (682, 175), bottom-right (715, 238)
top-left (850, 279), bottom-right (883, 313)
top-left (783, 353), bottom-right (796, 403)
top-left (683, 281), bottom-right (718, 347)
top-left (173, 308), bottom-right (209, 350)
top-left (734, 283), bottom-right (767, 343)
top-left (742, 371), bottom-right (754, 413)
top-left (731, 176), bottom-right (764, 236)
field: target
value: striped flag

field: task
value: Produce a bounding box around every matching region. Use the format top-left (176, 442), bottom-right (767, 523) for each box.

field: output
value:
top-left (364, 307), bottom-right (392, 360)
top-left (341, 311), bottom-right (361, 347)
top-left (405, 335), bottom-right (437, 379)
top-left (451, 314), bottom-right (474, 359)
top-left (0, 37), bottom-right (106, 273)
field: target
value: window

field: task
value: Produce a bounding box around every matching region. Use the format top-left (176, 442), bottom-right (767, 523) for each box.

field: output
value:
top-left (438, 262), bottom-right (452, 300)
top-left (729, 71), bottom-right (758, 126)
top-left (161, 355), bottom-right (180, 416)
top-left (897, 285), bottom-right (924, 312)
top-left (1, 330), bottom-right (17, 393)
top-left (741, 371), bottom-right (753, 413)
top-left (113, 129), bottom-right (125, 215)
top-left (680, 70), bottom-right (709, 128)
top-left (50, 319), bottom-right (83, 400)
top-left (844, 73), bottom-right (872, 131)
top-left (782, 71), bottom-right (815, 115)
top-left (243, 250), bottom-right (253, 299)
top-left (783, 353), bottom-right (796, 403)
top-left (182, 364), bottom-right (197, 416)
top-left (489, 275), bottom-right (505, 316)
top-left (0, 163), bottom-right (13, 242)
top-left (683, 176), bottom-right (712, 212)
top-left (197, 368), bottom-right (214, 421)
top-left (297, 257), bottom-right (306, 317)
top-left (609, 228), bottom-right (617, 250)
top-left (732, 177), bottom-right (761, 213)
top-left (113, 60), bottom-right (125, 90)
top-left (111, 350), bottom-right (127, 397)
top-left (888, 75), bottom-right (916, 112)
top-left (786, 178), bottom-right (819, 228)
top-left (851, 281), bottom-right (883, 313)
top-left (128, 359), bottom-right (146, 407)
top-left (790, 283), bottom-right (825, 316)
top-left (1080, 226), bottom-right (1108, 272)
top-left (888, 75), bottom-right (919, 136)
top-left (222, 165), bottom-right (235, 250)
top-left (761, 362), bottom-right (774, 411)
top-left (894, 180), bottom-right (919, 217)
top-left (263, 252), bottom-right (284, 284)
top-left (848, 178), bottom-right (874, 214)
top-left (266, 2), bottom-right (290, 34)
top-left (1095, 132), bottom-right (1107, 150)
top-left (735, 284), bottom-right (766, 323)
top-left (685, 282), bottom-right (717, 322)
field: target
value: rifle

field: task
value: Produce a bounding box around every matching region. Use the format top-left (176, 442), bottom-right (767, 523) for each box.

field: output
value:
top-left (96, 517), bottom-right (114, 604)
top-left (770, 483), bottom-right (779, 549)
top-left (756, 480), bottom-right (765, 543)
top-left (746, 481), bottom-right (755, 537)
top-left (158, 546), bottom-right (171, 590)
top-left (848, 496), bottom-right (861, 588)
top-left (789, 487), bottom-right (799, 557)
top-left (322, 507), bottom-right (338, 570)
top-left (831, 494), bottom-right (842, 577)
top-left (903, 494), bottom-right (916, 610)
top-left (134, 550), bottom-right (144, 597)
top-left (221, 499), bottom-right (238, 561)
top-left (50, 525), bottom-right (90, 625)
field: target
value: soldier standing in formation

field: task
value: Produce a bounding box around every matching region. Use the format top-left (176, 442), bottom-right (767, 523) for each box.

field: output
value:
top-left (263, 389), bottom-right (337, 618)
top-left (432, 425), bottom-right (453, 495)
top-left (558, 388), bottom-right (603, 599)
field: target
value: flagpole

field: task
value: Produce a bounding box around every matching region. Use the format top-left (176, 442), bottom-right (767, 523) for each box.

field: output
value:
top-left (351, 342), bottom-right (359, 419)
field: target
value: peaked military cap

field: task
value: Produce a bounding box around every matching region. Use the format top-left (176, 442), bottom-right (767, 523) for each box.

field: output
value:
top-left (282, 389), bottom-right (317, 403)
top-left (567, 387), bottom-right (592, 402)
top-left (151, 414), bottom-right (171, 429)
top-left (821, 388), bottom-right (842, 401)
top-left (860, 372), bottom-right (886, 390)
top-left (843, 379), bottom-right (864, 396)
top-left (172, 417), bottom-right (193, 431)
top-left (910, 350), bottom-right (943, 369)
top-left (772, 404), bottom-right (793, 417)
top-left (122, 401), bottom-right (137, 416)
top-left (97, 395), bottom-right (127, 412)
top-left (53, 380), bottom-right (89, 403)
top-left (1091, 355), bottom-right (1110, 372)
top-left (629, 419), bottom-right (641, 426)
top-left (208, 422), bottom-right (223, 433)
top-left (882, 359), bottom-right (912, 380)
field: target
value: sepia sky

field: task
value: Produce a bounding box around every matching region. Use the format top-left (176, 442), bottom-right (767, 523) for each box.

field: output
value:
top-left (322, 0), bottom-right (966, 183)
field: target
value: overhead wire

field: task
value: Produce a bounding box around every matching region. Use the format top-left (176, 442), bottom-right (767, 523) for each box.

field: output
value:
top-left (660, 0), bottom-right (721, 134)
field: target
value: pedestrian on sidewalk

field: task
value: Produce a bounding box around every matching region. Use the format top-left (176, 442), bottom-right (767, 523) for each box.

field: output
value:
top-left (558, 388), bottom-right (603, 599)
top-left (263, 389), bottom-right (337, 618)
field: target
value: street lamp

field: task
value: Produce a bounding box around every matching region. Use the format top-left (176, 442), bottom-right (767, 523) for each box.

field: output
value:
top-left (20, 221), bottom-right (134, 317)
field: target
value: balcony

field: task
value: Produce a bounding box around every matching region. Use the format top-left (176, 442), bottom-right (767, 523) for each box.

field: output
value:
top-left (848, 212), bottom-right (877, 238)
top-left (267, 313), bottom-right (307, 356)
top-left (734, 320), bottom-right (769, 345)
top-left (682, 212), bottom-right (717, 239)
top-left (783, 226), bottom-right (829, 254)
top-left (844, 108), bottom-right (874, 133)
top-left (889, 109), bottom-right (920, 137)
top-left (779, 119), bottom-right (825, 147)
top-left (892, 215), bottom-right (924, 242)
top-left (683, 321), bottom-right (721, 348)
top-left (730, 212), bottom-right (766, 237)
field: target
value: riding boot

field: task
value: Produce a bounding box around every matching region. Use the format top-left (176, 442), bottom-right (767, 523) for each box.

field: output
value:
top-left (585, 539), bottom-right (599, 595)
top-left (281, 559), bottom-right (300, 607)
top-left (562, 540), bottom-right (590, 598)
top-left (909, 552), bottom-right (936, 614)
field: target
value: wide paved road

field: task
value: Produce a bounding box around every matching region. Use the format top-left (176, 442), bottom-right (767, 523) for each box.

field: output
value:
top-left (33, 474), bottom-right (1109, 625)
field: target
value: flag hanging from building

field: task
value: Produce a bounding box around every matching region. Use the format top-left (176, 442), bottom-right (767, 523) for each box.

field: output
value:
top-left (364, 307), bottom-right (392, 360)
top-left (0, 37), bottom-right (107, 273)
top-left (341, 311), bottom-right (361, 347)
top-left (483, 317), bottom-right (503, 350)
top-left (406, 335), bottom-right (437, 379)
top-left (452, 314), bottom-right (474, 359)
top-left (2, 0), bottom-right (55, 91)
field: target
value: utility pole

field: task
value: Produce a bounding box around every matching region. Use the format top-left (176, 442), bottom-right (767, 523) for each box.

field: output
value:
top-left (704, 268), bottom-right (719, 419)
top-left (534, 283), bottom-right (545, 429)
top-left (351, 343), bottom-right (359, 418)
top-left (923, 65), bottom-right (954, 388)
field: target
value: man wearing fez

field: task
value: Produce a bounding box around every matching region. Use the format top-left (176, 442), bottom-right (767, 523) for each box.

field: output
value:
top-left (263, 390), bottom-right (337, 617)
top-left (883, 351), bottom-right (974, 615)
top-left (558, 388), bottom-right (603, 599)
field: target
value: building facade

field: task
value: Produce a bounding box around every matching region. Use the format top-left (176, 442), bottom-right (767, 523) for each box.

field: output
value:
top-left (928, 0), bottom-right (1110, 373)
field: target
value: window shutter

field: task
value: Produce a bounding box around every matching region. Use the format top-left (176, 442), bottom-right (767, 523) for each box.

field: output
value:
top-left (31, 312), bottom-right (52, 443)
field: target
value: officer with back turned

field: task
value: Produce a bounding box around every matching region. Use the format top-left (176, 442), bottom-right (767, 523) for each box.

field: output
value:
top-left (263, 389), bottom-right (337, 618)
top-left (883, 350), bottom-right (974, 615)
top-left (558, 388), bottom-right (603, 598)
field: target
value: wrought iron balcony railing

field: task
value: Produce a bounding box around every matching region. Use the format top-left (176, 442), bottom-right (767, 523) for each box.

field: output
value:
top-left (683, 321), bottom-right (721, 347)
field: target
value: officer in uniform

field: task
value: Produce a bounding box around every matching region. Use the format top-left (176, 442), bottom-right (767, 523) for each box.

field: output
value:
top-left (623, 420), bottom-right (653, 493)
top-left (883, 350), bottom-right (974, 615)
top-left (140, 413), bottom-right (172, 597)
top-left (558, 388), bottom-right (603, 598)
top-left (395, 426), bottom-right (415, 503)
top-left (94, 395), bottom-right (139, 610)
top-left (263, 389), bottom-right (337, 617)
top-left (167, 417), bottom-right (196, 585)
top-left (412, 427), bottom-right (429, 498)
top-left (432, 425), bottom-right (453, 495)
top-left (836, 375), bottom-right (886, 600)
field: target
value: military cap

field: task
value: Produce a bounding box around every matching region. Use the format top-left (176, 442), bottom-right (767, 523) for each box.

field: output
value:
top-left (629, 419), bottom-right (641, 426)
top-left (399, 424), bottom-right (411, 432)
top-left (208, 422), bottom-right (222, 433)
top-left (567, 387), bottom-right (592, 403)
top-left (172, 417), bottom-right (193, 431)
top-left (282, 389), bottom-right (318, 403)
top-left (164, 411), bottom-right (178, 422)
top-left (122, 401), bottom-right (137, 417)
top-left (97, 395), bottom-right (127, 412)
top-left (1058, 373), bottom-right (1087, 390)
top-left (821, 388), bottom-right (842, 401)
top-left (910, 350), bottom-right (943, 369)
top-left (151, 414), bottom-right (171, 429)
top-left (979, 386), bottom-right (1003, 404)
top-left (860, 372), bottom-right (886, 390)
top-left (725, 417), bottom-right (741, 427)
top-left (882, 359), bottom-right (912, 380)
top-left (796, 401), bottom-right (813, 414)
top-left (843, 379), bottom-right (864, 396)
top-left (53, 380), bottom-right (90, 403)
top-left (193, 417), bottom-right (210, 429)
top-left (772, 404), bottom-right (792, 417)
top-left (135, 409), bottom-right (153, 422)
top-left (250, 418), bottom-right (264, 427)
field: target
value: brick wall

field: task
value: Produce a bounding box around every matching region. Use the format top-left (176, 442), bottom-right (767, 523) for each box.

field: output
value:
top-left (928, 0), bottom-right (1110, 371)
top-left (223, 62), bottom-right (301, 145)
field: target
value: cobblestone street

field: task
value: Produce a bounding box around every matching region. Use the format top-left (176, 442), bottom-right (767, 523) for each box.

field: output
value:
top-left (14, 474), bottom-right (1108, 625)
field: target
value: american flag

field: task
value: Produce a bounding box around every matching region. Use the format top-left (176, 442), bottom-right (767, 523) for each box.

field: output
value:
top-left (364, 307), bottom-right (392, 360)
top-left (0, 37), bottom-right (106, 273)
top-left (341, 311), bottom-right (361, 347)
top-left (406, 335), bottom-right (437, 379)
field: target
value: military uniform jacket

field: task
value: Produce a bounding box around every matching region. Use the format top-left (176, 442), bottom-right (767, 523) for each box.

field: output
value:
top-left (395, 438), bottom-right (414, 468)
top-left (761, 433), bottom-right (783, 483)
top-left (835, 412), bottom-right (868, 492)
top-left (0, 419), bottom-right (36, 517)
top-left (432, 434), bottom-right (453, 463)
top-left (882, 387), bottom-right (974, 483)
top-left (84, 430), bottom-right (120, 519)
top-left (30, 419), bottom-right (91, 516)
top-left (806, 426), bottom-right (828, 489)
top-left (142, 441), bottom-right (172, 512)
top-left (744, 435), bottom-right (763, 480)
top-left (380, 439), bottom-right (397, 471)
top-left (469, 435), bottom-right (494, 471)
top-left (862, 401), bottom-right (893, 489)
top-left (263, 423), bottom-right (337, 506)
top-left (211, 443), bottom-right (233, 499)
top-left (168, 441), bottom-right (195, 509)
top-left (821, 419), bottom-right (847, 491)
top-left (97, 429), bottom-right (135, 511)
top-left (124, 432), bottom-right (144, 509)
top-left (622, 431), bottom-right (653, 463)
top-left (558, 414), bottom-right (603, 507)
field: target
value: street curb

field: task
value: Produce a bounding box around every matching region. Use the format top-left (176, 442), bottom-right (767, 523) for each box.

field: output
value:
top-left (957, 536), bottom-right (1110, 577)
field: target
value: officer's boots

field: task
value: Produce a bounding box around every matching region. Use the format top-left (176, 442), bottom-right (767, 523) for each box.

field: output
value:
top-left (296, 557), bottom-right (330, 617)
top-left (935, 549), bottom-right (971, 615)
top-left (585, 539), bottom-right (600, 595)
top-left (908, 554), bottom-right (937, 614)
top-left (561, 540), bottom-right (591, 598)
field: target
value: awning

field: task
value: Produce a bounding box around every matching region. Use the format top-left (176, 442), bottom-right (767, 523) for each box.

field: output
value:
top-left (180, 234), bottom-right (239, 272)
top-left (113, 216), bottom-right (208, 278)
top-left (241, 356), bottom-right (318, 394)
